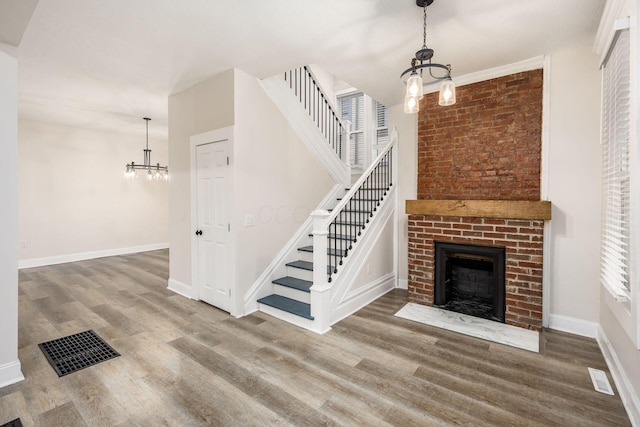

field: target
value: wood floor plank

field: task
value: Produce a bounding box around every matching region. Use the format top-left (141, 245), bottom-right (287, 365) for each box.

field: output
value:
top-left (1, 249), bottom-right (631, 426)
top-left (36, 401), bottom-right (88, 427)
top-left (169, 335), bottom-right (335, 426)
top-left (0, 390), bottom-right (35, 427)
top-left (61, 369), bottom-right (128, 426)
top-left (91, 303), bottom-right (147, 337)
top-left (143, 367), bottom-right (294, 427)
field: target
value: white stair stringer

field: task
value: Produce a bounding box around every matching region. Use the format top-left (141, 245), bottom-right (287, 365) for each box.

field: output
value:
top-left (259, 77), bottom-right (350, 186)
top-left (306, 183), bottom-right (397, 334)
top-left (328, 185), bottom-right (398, 325)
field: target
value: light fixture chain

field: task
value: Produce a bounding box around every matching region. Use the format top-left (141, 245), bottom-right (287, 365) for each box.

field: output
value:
top-left (422, 4), bottom-right (427, 50)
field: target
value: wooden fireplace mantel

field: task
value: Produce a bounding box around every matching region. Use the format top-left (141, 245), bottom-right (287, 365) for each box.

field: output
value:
top-left (405, 199), bottom-right (552, 220)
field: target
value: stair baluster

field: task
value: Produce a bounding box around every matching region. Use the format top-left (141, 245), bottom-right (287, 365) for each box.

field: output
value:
top-left (284, 66), bottom-right (348, 163)
top-left (311, 140), bottom-right (396, 287)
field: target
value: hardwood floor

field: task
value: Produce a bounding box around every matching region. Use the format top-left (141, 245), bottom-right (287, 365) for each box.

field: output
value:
top-left (0, 249), bottom-right (630, 426)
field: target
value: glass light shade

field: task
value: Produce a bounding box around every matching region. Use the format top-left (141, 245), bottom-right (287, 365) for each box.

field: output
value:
top-left (438, 79), bottom-right (456, 106)
top-left (124, 167), bottom-right (137, 179)
top-left (147, 170), bottom-right (153, 180)
top-left (404, 95), bottom-right (419, 114)
top-left (405, 72), bottom-right (423, 99)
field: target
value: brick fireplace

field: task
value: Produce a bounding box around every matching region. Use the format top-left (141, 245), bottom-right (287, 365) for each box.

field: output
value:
top-left (406, 70), bottom-right (549, 331)
top-left (407, 214), bottom-right (545, 330)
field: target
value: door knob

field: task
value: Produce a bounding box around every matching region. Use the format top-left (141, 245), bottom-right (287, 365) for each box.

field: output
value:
top-left (195, 230), bottom-right (203, 236)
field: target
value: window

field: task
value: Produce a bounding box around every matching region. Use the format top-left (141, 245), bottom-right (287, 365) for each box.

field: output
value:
top-left (600, 27), bottom-right (631, 302)
top-left (338, 93), bottom-right (389, 170)
top-left (339, 92), bottom-right (365, 169)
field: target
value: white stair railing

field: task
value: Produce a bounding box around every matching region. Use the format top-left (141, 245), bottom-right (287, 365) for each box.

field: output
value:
top-left (283, 66), bottom-right (350, 164)
top-left (309, 130), bottom-right (398, 327)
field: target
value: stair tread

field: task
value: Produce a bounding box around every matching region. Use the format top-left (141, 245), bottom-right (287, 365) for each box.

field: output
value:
top-left (286, 260), bottom-right (313, 271)
top-left (257, 294), bottom-right (314, 320)
top-left (272, 276), bottom-right (312, 292)
top-left (298, 246), bottom-right (346, 256)
top-left (285, 260), bottom-right (334, 274)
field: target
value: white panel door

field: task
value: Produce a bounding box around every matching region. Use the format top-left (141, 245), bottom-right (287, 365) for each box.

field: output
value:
top-left (196, 140), bottom-right (231, 312)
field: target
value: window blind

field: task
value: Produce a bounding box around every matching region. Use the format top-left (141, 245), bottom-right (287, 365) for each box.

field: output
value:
top-left (373, 100), bottom-right (389, 159)
top-left (601, 27), bottom-right (631, 301)
top-left (339, 93), bottom-right (365, 168)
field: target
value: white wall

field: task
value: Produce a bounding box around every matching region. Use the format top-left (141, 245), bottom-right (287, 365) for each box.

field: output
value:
top-left (546, 45), bottom-right (602, 332)
top-left (389, 104), bottom-right (417, 289)
top-left (0, 50), bottom-right (24, 387)
top-left (17, 120), bottom-right (169, 265)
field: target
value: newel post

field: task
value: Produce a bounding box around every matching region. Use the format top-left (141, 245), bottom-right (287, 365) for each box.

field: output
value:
top-left (343, 120), bottom-right (352, 188)
top-left (310, 209), bottom-right (331, 333)
top-left (391, 126), bottom-right (399, 185)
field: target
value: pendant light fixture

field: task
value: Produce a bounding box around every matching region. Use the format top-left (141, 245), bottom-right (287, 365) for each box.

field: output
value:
top-left (124, 117), bottom-right (169, 181)
top-left (400, 0), bottom-right (456, 113)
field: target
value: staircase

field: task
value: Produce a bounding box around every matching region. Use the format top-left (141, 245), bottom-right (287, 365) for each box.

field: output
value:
top-left (251, 66), bottom-right (397, 333)
top-left (257, 187), bottom-right (350, 322)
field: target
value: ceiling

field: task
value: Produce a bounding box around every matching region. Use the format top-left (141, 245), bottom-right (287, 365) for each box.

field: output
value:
top-left (6, 0), bottom-right (606, 138)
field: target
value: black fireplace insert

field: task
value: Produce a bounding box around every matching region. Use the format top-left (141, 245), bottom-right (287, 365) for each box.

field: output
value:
top-left (434, 241), bottom-right (505, 322)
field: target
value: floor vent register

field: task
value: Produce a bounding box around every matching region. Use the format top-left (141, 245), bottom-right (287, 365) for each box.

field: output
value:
top-left (38, 330), bottom-right (120, 377)
top-left (588, 367), bottom-right (615, 395)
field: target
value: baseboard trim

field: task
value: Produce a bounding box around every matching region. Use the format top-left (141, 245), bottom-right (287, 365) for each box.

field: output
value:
top-left (597, 326), bottom-right (640, 427)
top-left (18, 243), bottom-right (169, 269)
top-left (167, 278), bottom-right (194, 299)
top-left (397, 278), bottom-right (408, 289)
top-left (0, 360), bottom-right (24, 389)
top-left (548, 313), bottom-right (599, 338)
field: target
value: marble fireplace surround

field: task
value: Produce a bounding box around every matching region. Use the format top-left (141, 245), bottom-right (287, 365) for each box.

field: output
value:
top-left (405, 199), bottom-right (552, 335)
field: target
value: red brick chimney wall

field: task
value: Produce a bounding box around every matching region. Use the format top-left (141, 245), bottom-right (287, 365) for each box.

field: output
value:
top-left (417, 70), bottom-right (543, 201)
top-left (408, 70), bottom-right (545, 331)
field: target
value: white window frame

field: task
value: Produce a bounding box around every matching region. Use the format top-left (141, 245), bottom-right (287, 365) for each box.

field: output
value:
top-left (336, 89), bottom-right (389, 171)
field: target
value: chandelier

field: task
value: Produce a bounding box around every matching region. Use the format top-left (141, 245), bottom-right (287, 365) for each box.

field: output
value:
top-left (124, 117), bottom-right (169, 181)
top-left (401, 0), bottom-right (456, 113)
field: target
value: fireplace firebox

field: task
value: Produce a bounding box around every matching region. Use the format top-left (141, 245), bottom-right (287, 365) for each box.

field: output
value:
top-left (434, 241), bottom-right (505, 322)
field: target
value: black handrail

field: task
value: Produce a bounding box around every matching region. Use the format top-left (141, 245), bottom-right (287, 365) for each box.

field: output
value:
top-left (284, 66), bottom-right (344, 160)
top-left (326, 147), bottom-right (393, 283)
